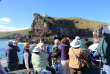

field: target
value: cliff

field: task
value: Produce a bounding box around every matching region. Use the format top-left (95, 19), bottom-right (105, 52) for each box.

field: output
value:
top-left (18, 13), bottom-right (108, 43)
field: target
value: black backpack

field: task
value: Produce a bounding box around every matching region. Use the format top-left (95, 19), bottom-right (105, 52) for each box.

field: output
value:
top-left (52, 46), bottom-right (61, 59)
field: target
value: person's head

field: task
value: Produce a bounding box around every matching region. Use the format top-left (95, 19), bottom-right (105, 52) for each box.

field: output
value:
top-left (54, 39), bottom-right (60, 46)
top-left (94, 37), bottom-right (100, 43)
top-left (103, 25), bottom-right (110, 36)
top-left (61, 37), bottom-right (69, 45)
top-left (23, 42), bottom-right (30, 50)
top-left (7, 40), bottom-right (13, 46)
top-left (70, 40), bottom-right (81, 48)
top-left (75, 36), bottom-right (80, 40)
top-left (40, 38), bottom-right (45, 43)
top-left (33, 47), bottom-right (42, 54)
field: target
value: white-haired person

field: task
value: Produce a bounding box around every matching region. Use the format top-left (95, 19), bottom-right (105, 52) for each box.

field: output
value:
top-left (5, 40), bottom-right (20, 71)
top-left (32, 47), bottom-right (49, 73)
top-left (52, 39), bottom-right (61, 74)
top-left (69, 39), bottom-right (89, 74)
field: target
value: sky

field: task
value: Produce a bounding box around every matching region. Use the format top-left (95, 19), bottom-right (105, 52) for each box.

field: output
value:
top-left (0, 0), bottom-right (110, 31)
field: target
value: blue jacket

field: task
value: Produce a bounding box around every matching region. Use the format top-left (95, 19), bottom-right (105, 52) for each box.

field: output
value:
top-left (5, 45), bottom-right (20, 64)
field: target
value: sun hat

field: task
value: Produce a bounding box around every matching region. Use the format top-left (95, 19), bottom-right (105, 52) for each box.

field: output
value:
top-left (70, 40), bottom-right (81, 48)
top-left (33, 47), bottom-right (42, 52)
top-left (104, 25), bottom-right (110, 34)
top-left (75, 36), bottom-right (80, 40)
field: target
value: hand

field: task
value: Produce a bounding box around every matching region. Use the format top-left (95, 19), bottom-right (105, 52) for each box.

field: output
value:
top-left (27, 68), bottom-right (30, 71)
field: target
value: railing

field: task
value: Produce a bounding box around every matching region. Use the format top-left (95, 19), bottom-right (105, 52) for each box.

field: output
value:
top-left (0, 55), bottom-right (24, 67)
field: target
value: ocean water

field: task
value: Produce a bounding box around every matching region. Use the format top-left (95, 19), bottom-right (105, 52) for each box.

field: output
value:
top-left (0, 38), bottom-right (94, 58)
top-left (0, 39), bottom-right (54, 58)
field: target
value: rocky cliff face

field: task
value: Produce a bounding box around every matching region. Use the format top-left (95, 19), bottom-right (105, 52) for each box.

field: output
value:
top-left (18, 13), bottom-right (107, 43)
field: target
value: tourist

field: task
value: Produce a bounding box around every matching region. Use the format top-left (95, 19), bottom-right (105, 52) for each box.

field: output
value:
top-left (97, 25), bottom-right (110, 74)
top-left (32, 47), bottom-right (48, 73)
top-left (23, 42), bottom-right (31, 71)
top-left (88, 37), bottom-right (100, 52)
top-left (88, 37), bottom-right (100, 64)
top-left (0, 61), bottom-right (10, 74)
top-left (59, 37), bottom-right (70, 74)
top-left (5, 40), bottom-right (20, 71)
top-left (37, 38), bottom-right (47, 53)
top-left (52, 39), bottom-right (61, 74)
top-left (69, 39), bottom-right (89, 74)
top-left (82, 38), bottom-right (93, 50)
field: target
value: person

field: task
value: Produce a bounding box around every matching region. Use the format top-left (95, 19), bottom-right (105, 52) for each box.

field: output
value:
top-left (88, 37), bottom-right (100, 52)
top-left (5, 40), bottom-right (20, 71)
top-left (23, 42), bottom-right (31, 71)
top-left (82, 38), bottom-right (93, 50)
top-left (52, 39), bottom-right (61, 74)
top-left (37, 38), bottom-right (47, 53)
top-left (69, 39), bottom-right (89, 74)
top-left (97, 25), bottom-right (110, 74)
top-left (0, 61), bottom-right (10, 74)
top-left (59, 37), bottom-right (70, 74)
top-left (32, 47), bottom-right (48, 73)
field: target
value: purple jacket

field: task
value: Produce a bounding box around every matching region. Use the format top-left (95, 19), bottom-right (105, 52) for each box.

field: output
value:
top-left (59, 44), bottom-right (70, 60)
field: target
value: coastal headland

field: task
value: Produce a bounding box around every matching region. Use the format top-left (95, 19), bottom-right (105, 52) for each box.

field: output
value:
top-left (0, 13), bottom-right (108, 44)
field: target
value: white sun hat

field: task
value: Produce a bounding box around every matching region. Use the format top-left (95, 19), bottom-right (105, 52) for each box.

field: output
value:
top-left (75, 36), bottom-right (80, 40)
top-left (70, 40), bottom-right (81, 48)
top-left (104, 25), bottom-right (110, 34)
top-left (33, 47), bottom-right (42, 52)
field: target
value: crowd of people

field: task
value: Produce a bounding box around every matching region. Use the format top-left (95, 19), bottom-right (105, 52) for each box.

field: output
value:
top-left (0, 25), bottom-right (110, 74)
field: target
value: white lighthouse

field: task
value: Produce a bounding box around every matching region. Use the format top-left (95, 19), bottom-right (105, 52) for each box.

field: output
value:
top-left (44, 12), bottom-right (48, 17)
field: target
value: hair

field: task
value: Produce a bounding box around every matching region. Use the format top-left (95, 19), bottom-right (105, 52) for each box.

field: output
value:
top-left (23, 42), bottom-right (30, 53)
top-left (61, 37), bottom-right (69, 45)
top-left (94, 37), bottom-right (100, 43)
top-left (7, 40), bottom-right (13, 46)
top-left (54, 39), bottom-right (60, 46)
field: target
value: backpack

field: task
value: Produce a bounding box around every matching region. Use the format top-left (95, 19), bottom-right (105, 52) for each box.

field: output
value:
top-left (51, 46), bottom-right (61, 59)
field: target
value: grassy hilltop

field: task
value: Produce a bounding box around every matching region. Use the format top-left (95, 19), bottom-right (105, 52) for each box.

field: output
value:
top-left (44, 17), bottom-right (108, 29)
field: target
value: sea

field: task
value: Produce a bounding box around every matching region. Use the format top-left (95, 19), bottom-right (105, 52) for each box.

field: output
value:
top-left (0, 39), bottom-right (94, 59)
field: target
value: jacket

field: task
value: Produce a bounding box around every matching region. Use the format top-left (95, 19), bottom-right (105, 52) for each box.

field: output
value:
top-left (69, 47), bottom-right (87, 69)
top-left (97, 36), bottom-right (110, 64)
top-left (5, 45), bottom-right (20, 64)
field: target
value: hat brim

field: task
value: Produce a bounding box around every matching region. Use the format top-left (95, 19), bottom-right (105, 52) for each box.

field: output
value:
top-left (70, 40), bottom-right (81, 48)
top-left (32, 50), bottom-right (40, 52)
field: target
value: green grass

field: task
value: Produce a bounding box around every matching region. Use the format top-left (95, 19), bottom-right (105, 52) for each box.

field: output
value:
top-left (0, 28), bottom-right (31, 38)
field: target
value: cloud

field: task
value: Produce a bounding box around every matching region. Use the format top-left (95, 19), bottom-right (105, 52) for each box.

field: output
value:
top-left (0, 25), bottom-right (28, 32)
top-left (0, 17), bottom-right (11, 24)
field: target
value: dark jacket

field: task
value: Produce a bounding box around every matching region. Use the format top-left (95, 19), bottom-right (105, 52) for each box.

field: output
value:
top-left (5, 45), bottom-right (20, 64)
top-left (97, 36), bottom-right (110, 64)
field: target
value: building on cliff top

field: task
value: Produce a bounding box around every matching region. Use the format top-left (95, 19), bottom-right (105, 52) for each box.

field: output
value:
top-left (44, 12), bottom-right (48, 17)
